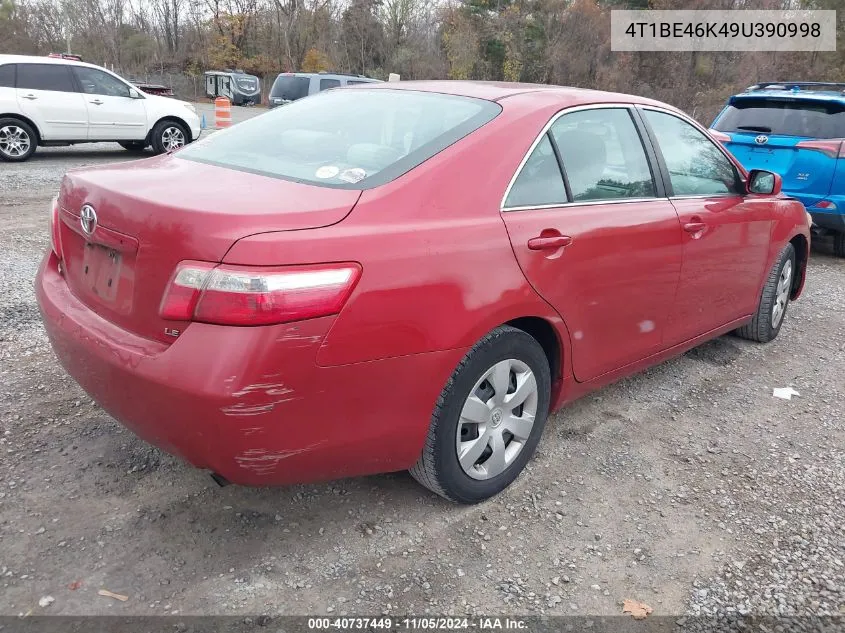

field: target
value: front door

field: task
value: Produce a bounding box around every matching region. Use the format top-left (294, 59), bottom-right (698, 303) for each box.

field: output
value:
top-left (639, 108), bottom-right (772, 345)
top-left (501, 106), bottom-right (683, 382)
top-left (71, 66), bottom-right (147, 141)
top-left (15, 63), bottom-right (88, 140)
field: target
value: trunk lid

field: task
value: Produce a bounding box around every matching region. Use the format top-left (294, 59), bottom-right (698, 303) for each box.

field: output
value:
top-left (57, 154), bottom-right (360, 344)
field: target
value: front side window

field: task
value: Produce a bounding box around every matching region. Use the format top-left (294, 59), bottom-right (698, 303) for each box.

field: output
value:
top-left (73, 67), bottom-right (131, 97)
top-left (178, 89), bottom-right (501, 188)
top-left (644, 109), bottom-right (741, 196)
top-left (504, 134), bottom-right (567, 208)
top-left (551, 108), bottom-right (655, 202)
top-left (320, 78), bottom-right (341, 91)
top-left (16, 64), bottom-right (75, 92)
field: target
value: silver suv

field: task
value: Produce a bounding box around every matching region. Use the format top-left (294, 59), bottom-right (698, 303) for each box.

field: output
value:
top-left (268, 72), bottom-right (381, 108)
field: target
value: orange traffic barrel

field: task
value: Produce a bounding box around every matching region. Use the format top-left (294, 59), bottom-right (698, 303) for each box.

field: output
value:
top-left (215, 97), bottom-right (232, 129)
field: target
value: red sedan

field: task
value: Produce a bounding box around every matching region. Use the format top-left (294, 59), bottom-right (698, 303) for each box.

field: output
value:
top-left (36, 82), bottom-right (810, 503)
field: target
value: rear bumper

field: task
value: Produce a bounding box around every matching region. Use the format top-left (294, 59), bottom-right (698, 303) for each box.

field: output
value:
top-left (807, 209), bottom-right (845, 233)
top-left (36, 251), bottom-right (457, 486)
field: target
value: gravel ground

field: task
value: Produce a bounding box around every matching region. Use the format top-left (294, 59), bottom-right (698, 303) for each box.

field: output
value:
top-left (0, 149), bottom-right (843, 621)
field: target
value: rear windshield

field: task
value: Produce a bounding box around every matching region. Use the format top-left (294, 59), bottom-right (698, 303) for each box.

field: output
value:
top-left (178, 89), bottom-right (501, 189)
top-left (270, 75), bottom-right (310, 101)
top-left (714, 97), bottom-right (845, 138)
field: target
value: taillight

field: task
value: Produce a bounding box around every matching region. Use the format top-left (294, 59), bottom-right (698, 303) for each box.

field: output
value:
top-left (49, 196), bottom-right (62, 260)
top-left (708, 129), bottom-right (731, 143)
top-left (814, 200), bottom-right (837, 210)
top-left (795, 139), bottom-right (845, 159)
top-left (159, 262), bottom-right (361, 326)
top-left (159, 262), bottom-right (216, 320)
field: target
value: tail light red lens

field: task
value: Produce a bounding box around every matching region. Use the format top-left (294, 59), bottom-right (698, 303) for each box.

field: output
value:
top-left (49, 196), bottom-right (62, 260)
top-left (795, 139), bottom-right (844, 159)
top-left (159, 262), bottom-right (361, 326)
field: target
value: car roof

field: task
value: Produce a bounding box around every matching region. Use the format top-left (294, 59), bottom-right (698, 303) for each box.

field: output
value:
top-left (361, 80), bottom-right (675, 108)
top-left (0, 53), bottom-right (108, 73)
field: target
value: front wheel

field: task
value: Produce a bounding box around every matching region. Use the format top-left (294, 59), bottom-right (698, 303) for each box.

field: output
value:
top-left (410, 326), bottom-right (551, 504)
top-left (150, 120), bottom-right (188, 154)
top-left (735, 243), bottom-right (796, 343)
top-left (0, 118), bottom-right (37, 162)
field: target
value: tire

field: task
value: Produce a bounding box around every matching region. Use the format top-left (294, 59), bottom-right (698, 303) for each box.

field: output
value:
top-left (150, 120), bottom-right (188, 154)
top-left (119, 141), bottom-right (148, 152)
top-left (0, 118), bottom-right (37, 162)
top-left (834, 232), bottom-right (845, 258)
top-left (735, 243), bottom-right (796, 343)
top-left (410, 325), bottom-right (551, 504)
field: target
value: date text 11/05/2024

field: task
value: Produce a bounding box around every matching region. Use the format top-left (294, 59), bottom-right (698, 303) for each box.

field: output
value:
top-left (307, 617), bottom-right (529, 630)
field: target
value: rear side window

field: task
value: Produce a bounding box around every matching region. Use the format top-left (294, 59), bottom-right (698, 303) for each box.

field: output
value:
top-left (0, 64), bottom-right (15, 88)
top-left (270, 76), bottom-right (310, 101)
top-left (16, 64), bottom-right (76, 92)
top-left (714, 98), bottom-right (845, 138)
top-left (504, 135), bottom-right (567, 208)
top-left (551, 108), bottom-right (655, 201)
top-left (320, 78), bottom-right (340, 91)
top-left (179, 89), bottom-right (501, 189)
top-left (645, 110), bottom-right (741, 196)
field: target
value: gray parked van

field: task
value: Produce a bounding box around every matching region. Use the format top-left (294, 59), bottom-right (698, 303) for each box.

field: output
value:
top-left (268, 72), bottom-right (381, 108)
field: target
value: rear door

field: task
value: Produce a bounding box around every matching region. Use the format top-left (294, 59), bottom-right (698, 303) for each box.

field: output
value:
top-left (712, 96), bottom-right (845, 207)
top-left (642, 108), bottom-right (772, 344)
top-left (15, 63), bottom-right (88, 140)
top-left (71, 66), bottom-right (147, 141)
top-left (501, 106), bottom-right (683, 382)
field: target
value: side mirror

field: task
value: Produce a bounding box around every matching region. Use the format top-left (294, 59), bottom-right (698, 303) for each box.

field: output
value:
top-left (747, 169), bottom-right (782, 195)
top-left (129, 88), bottom-right (143, 99)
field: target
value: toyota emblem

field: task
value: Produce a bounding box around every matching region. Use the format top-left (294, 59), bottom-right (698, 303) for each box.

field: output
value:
top-left (80, 204), bottom-right (97, 236)
top-left (755, 135), bottom-right (769, 145)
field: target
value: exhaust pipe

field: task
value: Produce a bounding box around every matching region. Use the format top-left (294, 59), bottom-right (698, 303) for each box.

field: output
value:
top-left (210, 472), bottom-right (230, 488)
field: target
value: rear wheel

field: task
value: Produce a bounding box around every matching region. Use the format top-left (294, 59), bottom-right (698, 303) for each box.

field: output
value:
top-left (0, 118), bottom-right (37, 162)
top-left (834, 232), bottom-right (845, 258)
top-left (735, 243), bottom-right (795, 343)
top-left (119, 140), bottom-right (148, 152)
top-left (410, 326), bottom-right (551, 504)
top-left (150, 120), bottom-right (188, 154)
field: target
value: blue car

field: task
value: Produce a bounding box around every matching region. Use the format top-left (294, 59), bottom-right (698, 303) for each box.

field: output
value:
top-left (711, 82), bottom-right (845, 256)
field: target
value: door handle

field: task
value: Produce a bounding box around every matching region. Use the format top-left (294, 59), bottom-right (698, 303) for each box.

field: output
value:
top-left (90, 99), bottom-right (104, 106)
top-left (528, 235), bottom-right (573, 250)
top-left (683, 222), bottom-right (706, 233)
top-left (21, 94), bottom-right (37, 100)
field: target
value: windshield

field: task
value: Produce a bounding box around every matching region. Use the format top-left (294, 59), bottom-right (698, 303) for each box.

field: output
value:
top-left (178, 89), bottom-right (501, 188)
top-left (714, 97), bottom-right (845, 138)
top-left (270, 75), bottom-right (310, 101)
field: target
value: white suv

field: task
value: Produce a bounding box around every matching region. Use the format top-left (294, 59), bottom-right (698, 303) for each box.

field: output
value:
top-left (0, 54), bottom-right (201, 162)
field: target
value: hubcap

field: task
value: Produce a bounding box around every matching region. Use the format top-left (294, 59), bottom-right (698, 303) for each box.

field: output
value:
top-left (161, 126), bottom-right (185, 151)
top-left (772, 259), bottom-right (793, 328)
top-left (0, 125), bottom-right (30, 157)
top-left (455, 358), bottom-right (538, 481)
